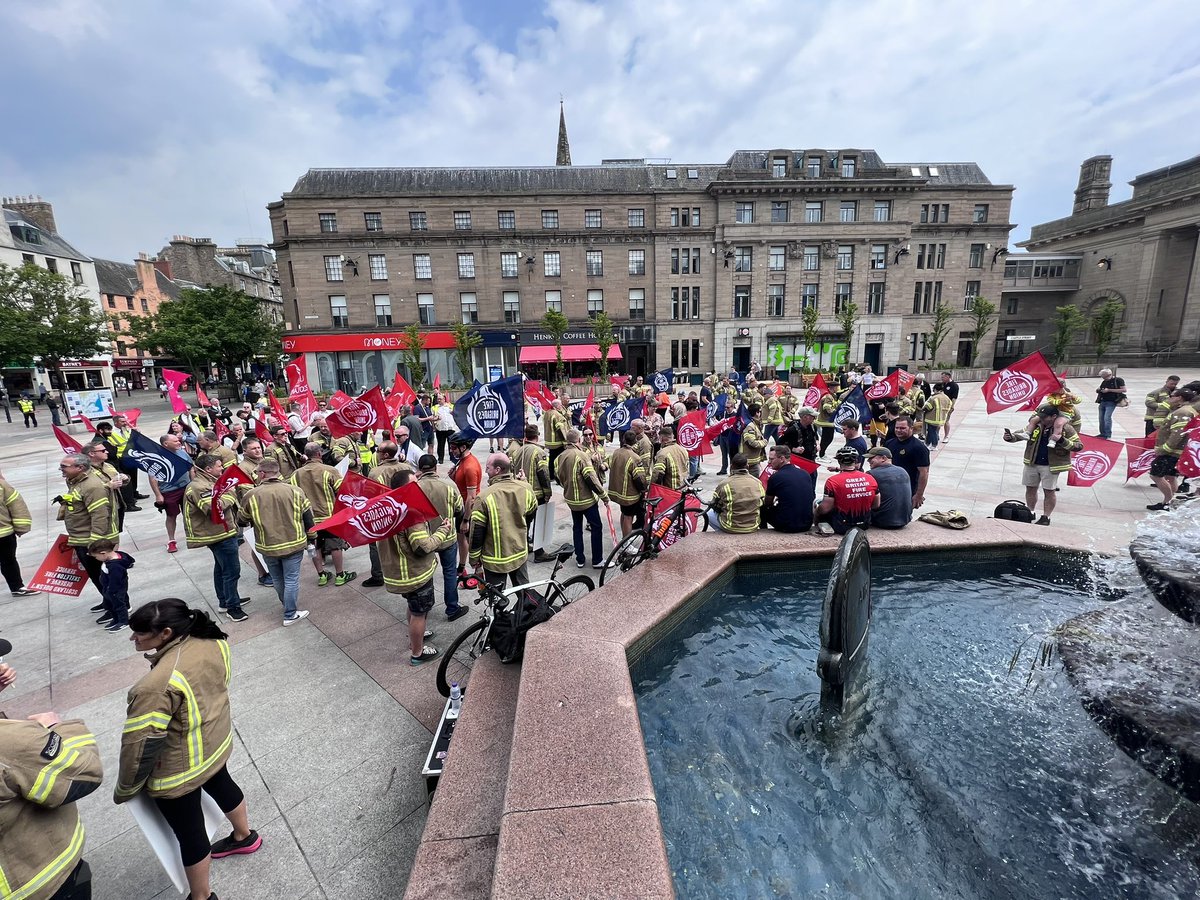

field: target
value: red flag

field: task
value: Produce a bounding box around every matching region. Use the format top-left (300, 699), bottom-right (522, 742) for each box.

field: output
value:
top-left (213, 417), bottom-right (230, 441)
top-left (268, 391), bottom-right (293, 433)
top-left (583, 386), bottom-right (595, 414)
top-left (1124, 435), bottom-right (1157, 481)
top-left (676, 409), bottom-right (711, 457)
top-left (1067, 435), bottom-right (1123, 487)
top-left (332, 470), bottom-right (389, 514)
top-left (196, 386), bottom-right (214, 408)
top-left (704, 415), bottom-right (737, 443)
top-left (525, 384), bottom-right (548, 418)
top-left (791, 453), bottom-right (821, 474)
top-left (981, 351), bottom-right (1059, 415)
top-left (803, 374), bottom-right (831, 410)
top-left (610, 374), bottom-right (630, 392)
top-left (313, 482), bottom-right (439, 547)
top-left (163, 368), bottom-right (191, 414)
top-left (53, 425), bottom-right (84, 453)
top-left (773, 381), bottom-right (786, 397)
top-left (78, 414), bottom-right (97, 434)
top-left (432, 373), bottom-right (441, 391)
top-left (26, 535), bottom-right (91, 596)
top-left (645, 484), bottom-right (703, 550)
top-left (285, 358), bottom-right (318, 420)
top-left (390, 372), bottom-right (417, 406)
top-left (325, 385), bottom-right (392, 438)
top-left (114, 408), bottom-right (141, 427)
top-left (210, 466), bottom-right (253, 524)
top-left (252, 415), bottom-right (271, 442)
top-left (1178, 417), bottom-right (1200, 478)
top-left (329, 390), bottom-right (352, 410)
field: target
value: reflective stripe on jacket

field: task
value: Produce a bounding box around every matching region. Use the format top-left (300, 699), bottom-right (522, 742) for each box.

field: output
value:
top-left (241, 479), bottom-right (311, 557)
top-left (711, 470), bottom-right (765, 533)
top-left (182, 471), bottom-right (238, 547)
top-left (0, 478), bottom-right (32, 538)
top-left (556, 446), bottom-right (605, 511)
top-left (57, 472), bottom-right (118, 547)
top-left (468, 474), bottom-right (536, 573)
top-left (608, 446), bottom-right (647, 505)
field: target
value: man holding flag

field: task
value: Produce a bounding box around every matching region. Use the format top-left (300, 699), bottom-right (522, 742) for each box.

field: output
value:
top-left (182, 453), bottom-right (248, 622)
top-left (238, 457), bottom-right (313, 625)
top-left (130, 431), bottom-right (194, 554)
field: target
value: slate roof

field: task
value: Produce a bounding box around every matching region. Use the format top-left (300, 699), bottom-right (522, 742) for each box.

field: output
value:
top-left (3, 209), bottom-right (92, 261)
top-left (93, 258), bottom-right (139, 298)
top-left (891, 162), bottom-right (993, 185)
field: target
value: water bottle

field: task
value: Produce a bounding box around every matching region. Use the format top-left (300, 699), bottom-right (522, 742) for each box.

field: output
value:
top-left (449, 682), bottom-right (462, 716)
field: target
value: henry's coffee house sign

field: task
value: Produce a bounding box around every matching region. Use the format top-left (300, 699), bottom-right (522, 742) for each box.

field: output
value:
top-left (520, 328), bottom-right (599, 346)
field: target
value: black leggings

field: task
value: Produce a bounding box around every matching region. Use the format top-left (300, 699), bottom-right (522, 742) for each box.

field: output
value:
top-left (0, 533), bottom-right (23, 591)
top-left (819, 426), bottom-right (836, 456)
top-left (154, 765), bottom-right (245, 867)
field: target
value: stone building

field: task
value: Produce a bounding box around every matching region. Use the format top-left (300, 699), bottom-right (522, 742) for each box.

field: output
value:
top-left (267, 129), bottom-right (1013, 392)
top-left (155, 235), bottom-right (284, 325)
top-left (94, 254), bottom-right (183, 389)
top-left (1003, 154), bottom-right (1200, 367)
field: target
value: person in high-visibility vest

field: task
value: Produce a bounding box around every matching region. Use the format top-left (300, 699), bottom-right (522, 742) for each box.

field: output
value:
top-left (17, 395), bottom-right (37, 428)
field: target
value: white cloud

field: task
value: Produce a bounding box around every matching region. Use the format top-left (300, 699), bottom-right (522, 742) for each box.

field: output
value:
top-left (1, 0), bottom-right (1198, 259)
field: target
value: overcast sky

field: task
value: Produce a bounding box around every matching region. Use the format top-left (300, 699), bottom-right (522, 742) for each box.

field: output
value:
top-left (2, 0), bottom-right (1198, 262)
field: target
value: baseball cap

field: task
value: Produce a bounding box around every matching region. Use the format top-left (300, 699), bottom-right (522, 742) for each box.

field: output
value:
top-left (866, 447), bottom-right (892, 459)
top-left (798, 407), bottom-right (818, 417)
top-left (1036, 404), bottom-right (1058, 417)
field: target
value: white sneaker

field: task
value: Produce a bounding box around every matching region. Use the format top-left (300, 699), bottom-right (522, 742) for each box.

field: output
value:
top-left (283, 610), bottom-right (310, 626)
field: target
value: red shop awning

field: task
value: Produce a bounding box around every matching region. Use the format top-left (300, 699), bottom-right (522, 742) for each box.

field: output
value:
top-left (518, 344), bottom-right (622, 364)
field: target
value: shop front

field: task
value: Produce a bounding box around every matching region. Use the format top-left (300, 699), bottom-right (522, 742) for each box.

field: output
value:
top-left (113, 358), bottom-right (153, 391)
top-left (517, 326), bottom-right (630, 383)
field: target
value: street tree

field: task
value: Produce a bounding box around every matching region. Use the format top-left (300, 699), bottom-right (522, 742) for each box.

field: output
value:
top-left (925, 300), bottom-right (955, 367)
top-left (800, 305), bottom-right (820, 374)
top-left (1050, 304), bottom-right (1088, 366)
top-left (541, 308), bottom-right (570, 385)
top-left (402, 323), bottom-right (426, 387)
top-left (592, 311), bottom-right (615, 383)
top-left (835, 300), bottom-right (859, 365)
top-left (966, 296), bottom-right (998, 367)
top-left (1090, 299), bottom-right (1124, 360)
top-left (450, 321), bottom-right (481, 386)
top-left (0, 262), bottom-right (109, 370)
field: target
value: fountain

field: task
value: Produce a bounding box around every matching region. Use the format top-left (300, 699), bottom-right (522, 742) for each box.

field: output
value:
top-left (816, 528), bottom-right (871, 714)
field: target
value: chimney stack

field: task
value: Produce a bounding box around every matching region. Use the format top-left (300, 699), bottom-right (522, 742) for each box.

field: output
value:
top-left (1073, 155), bottom-right (1113, 215)
top-left (153, 259), bottom-right (173, 280)
top-left (1, 195), bottom-right (57, 234)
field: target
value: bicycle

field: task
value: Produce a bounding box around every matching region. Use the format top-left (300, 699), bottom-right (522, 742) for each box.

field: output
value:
top-left (598, 486), bottom-right (710, 587)
top-left (435, 543), bottom-right (594, 697)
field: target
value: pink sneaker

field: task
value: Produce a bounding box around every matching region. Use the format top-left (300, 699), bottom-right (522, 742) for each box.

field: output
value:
top-left (167, 540), bottom-right (178, 553)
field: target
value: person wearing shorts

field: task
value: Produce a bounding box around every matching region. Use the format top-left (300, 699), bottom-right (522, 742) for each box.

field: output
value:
top-left (148, 432), bottom-right (193, 553)
top-left (1004, 403), bottom-right (1081, 526)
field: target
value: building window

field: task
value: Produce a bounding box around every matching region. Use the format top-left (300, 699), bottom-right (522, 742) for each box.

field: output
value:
top-left (687, 169), bottom-right (699, 180)
top-left (839, 201), bottom-right (858, 223)
top-left (453, 210), bottom-right (472, 230)
top-left (287, 260), bottom-right (295, 287)
top-left (691, 208), bottom-right (701, 227)
top-left (964, 280), bottom-right (982, 310)
top-left (841, 157), bottom-right (857, 177)
top-left (870, 244), bottom-right (887, 270)
top-left (365, 212), bottom-right (383, 232)
top-left (585, 209), bottom-right (602, 229)
top-left (768, 284), bottom-right (785, 317)
top-left (460, 292), bottom-right (478, 324)
top-left (911, 281), bottom-right (943, 314)
top-left (21, 254), bottom-right (34, 265)
top-left (413, 254), bottom-right (432, 280)
top-left (126, 297), bottom-right (135, 310)
top-left (545, 290), bottom-right (562, 313)
top-left (458, 253), bottom-right (476, 278)
top-left (498, 210), bottom-right (516, 230)
top-left (319, 213), bottom-right (338, 233)
top-left (733, 285), bottom-right (751, 318)
top-left (324, 255), bottom-right (344, 282)
top-left (736, 202), bottom-right (755, 224)
top-left (107, 296), bottom-right (116, 308)
top-left (973, 204), bottom-right (990, 224)
top-left (803, 245), bottom-right (820, 271)
top-left (671, 340), bottom-right (680, 369)
top-left (140, 298), bottom-right (149, 312)
top-left (71, 261), bottom-right (83, 284)
top-left (837, 245), bottom-right (854, 270)
top-left (673, 248), bottom-right (699, 274)
top-left (670, 208), bottom-right (680, 227)
top-left (542, 210), bottom-right (559, 229)
top-left (586, 250), bottom-right (603, 276)
top-left (628, 208), bottom-right (645, 228)
top-left (1006, 296), bottom-right (1019, 315)
top-left (629, 289), bottom-right (646, 320)
top-left (804, 201), bottom-right (823, 223)
top-left (628, 249), bottom-right (646, 275)
top-left (368, 254), bottom-right (388, 280)
top-left (935, 244), bottom-right (947, 268)
top-left (733, 246), bottom-right (753, 272)
top-left (802, 283), bottom-right (819, 310)
top-left (503, 291), bottom-right (521, 324)
top-left (116, 340), bottom-right (126, 356)
top-left (329, 295), bottom-right (348, 327)
top-left (689, 248), bottom-right (700, 274)
top-left (671, 287), bottom-right (699, 320)
top-left (772, 156), bottom-right (787, 178)
top-left (543, 252), bottom-right (561, 277)
top-left (873, 200), bottom-right (892, 222)
top-left (908, 332), bottom-right (928, 361)
top-left (374, 294), bottom-right (392, 326)
top-left (45, 258), bottom-right (58, 274)
top-left (969, 244), bottom-right (985, 268)
top-left (587, 289), bottom-right (604, 317)
top-left (418, 293), bottom-right (435, 325)
top-left (834, 282), bottom-right (852, 313)
top-left (771, 201), bottom-right (789, 223)
top-left (769, 246), bottom-right (786, 272)
top-left (409, 211), bottom-right (428, 231)
top-left (917, 243), bottom-right (947, 270)
top-left (868, 282), bottom-right (885, 315)
top-left (807, 156), bottom-right (822, 177)
top-left (500, 252), bottom-right (519, 278)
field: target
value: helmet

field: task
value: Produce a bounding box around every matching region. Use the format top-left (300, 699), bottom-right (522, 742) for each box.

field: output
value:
top-left (449, 431), bottom-right (475, 447)
top-left (835, 447), bottom-right (861, 465)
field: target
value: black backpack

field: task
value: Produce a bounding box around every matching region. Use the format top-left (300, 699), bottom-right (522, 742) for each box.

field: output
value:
top-left (488, 590), bottom-right (556, 664)
top-left (993, 499), bottom-right (1036, 523)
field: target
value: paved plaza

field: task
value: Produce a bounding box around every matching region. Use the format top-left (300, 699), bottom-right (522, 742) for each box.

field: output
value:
top-left (0, 366), bottom-right (1195, 899)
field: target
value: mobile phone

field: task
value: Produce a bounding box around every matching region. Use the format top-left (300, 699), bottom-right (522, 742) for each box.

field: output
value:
top-left (1004, 428), bottom-right (1012, 436)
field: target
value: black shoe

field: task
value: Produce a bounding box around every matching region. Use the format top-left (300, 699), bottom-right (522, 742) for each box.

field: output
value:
top-left (211, 828), bottom-right (262, 858)
top-left (445, 606), bottom-right (469, 622)
top-left (1146, 502), bottom-right (1168, 511)
top-left (135, 493), bottom-right (150, 500)
top-left (97, 613), bottom-right (114, 625)
top-left (1035, 516), bottom-right (1050, 526)
top-left (361, 577), bottom-right (385, 587)
top-left (226, 608), bottom-right (249, 624)
top-left (532, 551), bottom-right (551, 563)
top-left (125, 505), bottom-right (143, 512)
top-left (90, 602), bottom-right (106, 612)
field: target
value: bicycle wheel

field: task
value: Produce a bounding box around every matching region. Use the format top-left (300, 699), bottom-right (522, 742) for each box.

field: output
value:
top-left (698, 507), bottom-right (710, 532)
top-left (599, 530), bottom-right (650, 587)
top-left (547, 574), bottom-right (594, 609)
top-left (436, 619), bottom-right (488, 698)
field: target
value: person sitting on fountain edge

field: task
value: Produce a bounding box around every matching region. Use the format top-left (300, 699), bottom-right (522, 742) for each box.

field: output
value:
top-left (815, 447), bottom-right (879, 534)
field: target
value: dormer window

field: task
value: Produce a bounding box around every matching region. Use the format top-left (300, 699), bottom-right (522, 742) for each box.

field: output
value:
top-left (841, 156), bottom-right (857, 178)
top-left (665, 168), bottom-right (677, 179)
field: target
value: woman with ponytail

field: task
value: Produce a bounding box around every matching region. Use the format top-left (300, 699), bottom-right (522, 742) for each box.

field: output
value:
top-left (114, 598), bottom-right (261, 900)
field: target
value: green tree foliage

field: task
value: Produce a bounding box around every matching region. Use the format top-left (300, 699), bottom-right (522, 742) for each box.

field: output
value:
top-left (966, 296), bottom-right (998, 367)
top-left (800, 305), bottom-right (820, 374)
top-left (0, 263), bottom-right (109, 367)
top-left (835, 301), bottom-right (860, 362)
top-left (402, 323), bottom-right (426, 387)
top-left (925, 300), bottom-right (955, 367)
top-left (450, 321), bottom-right (481, 386)
top-left (541, 308), bottom-right (570, 385)
top-left (1090, 299), bottom-right (1124, 360)
top-left (591, 311), bottom-right (615, 383)
top-left (1050, 304), bottom-right (1088, 366)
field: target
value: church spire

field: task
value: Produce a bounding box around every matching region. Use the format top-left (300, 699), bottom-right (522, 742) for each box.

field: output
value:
top-left (556, 99), bottom-right (572, 167)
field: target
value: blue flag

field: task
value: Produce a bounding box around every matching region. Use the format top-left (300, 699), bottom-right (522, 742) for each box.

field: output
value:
top-left (603, 397), bottom-right (645, 432)
top-left (834, 386), bottom-right (873, 428)
top-left (651, 368), bottom-right (674, 394)
top-left (125, 430), bottom-right (193, 485)
top-left (453, 374), bottom-right (525, 440)
top-left (705, 393), bottom-right (727, 422)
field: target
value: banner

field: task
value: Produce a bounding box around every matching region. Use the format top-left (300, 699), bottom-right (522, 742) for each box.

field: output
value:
top-left (704, 414), bottom-right (737, 443)
top-left (195, 386), bottom-right (214, 408)
top-left (610, 374), bottom-right (630, 392)
top-left (212, 417), bottom-right (230, 442)
top-left (1124, 435), bottom-right (1157, 481)
top-left (1067, 435), bottom-right (1123, 487)
top-left (803, 374), bottom-right (831, 410)
top-left (432, 373), bottom-right (441, 391)
top-left (114, 408), bottom-right (141, 427)
top-left (1179, 418), bottom-right (1200, 478)
top-left (325, 385), bottom-right (392, 438)
top-left (78, 414), bottom-right (97, 434)
top-left (125, 430), bottom-right (194, 485)
top-left (329, 390), bottom-right (352, 410)
top-left (26, 535), bottom-right (91, 596)
top-left (981, 351), bottom-right (1059, 415)
top-left (268, 391), bottom-right (292, 432)
top-left (834, 387), bottom-right (873, 427)
top-left (705, 393), bottom-right (728, 422)
top-left (162, 368), bottom-right (191, 414)
top-left (646, 484), bottom-right (702, 550)
top-left (602, 397), bottom-right (645, 433)
top-left (52, 425), bottom-right (84, 454)
top-left (210, 466), bottom-right (253, 524)
top-left (313, 482), bottom-right (439, 547)
top-left (651, 368), bottom-right (674, 394)
top-left (332, 470), bottom-right (389, 514)
top-left (453, 375), bottom-right (526, 440)
top-left (285, 358), bottom-right (318, 420)
top-left (677, 409), bottom-right (711, 457)
top-left (864, 370), bottom-right (915, 402)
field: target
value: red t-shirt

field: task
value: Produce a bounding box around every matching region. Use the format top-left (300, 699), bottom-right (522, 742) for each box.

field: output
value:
top-left (824, 471), bottom-right (878, 517)
top-left (453, 453), bottom-right (482, 500)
